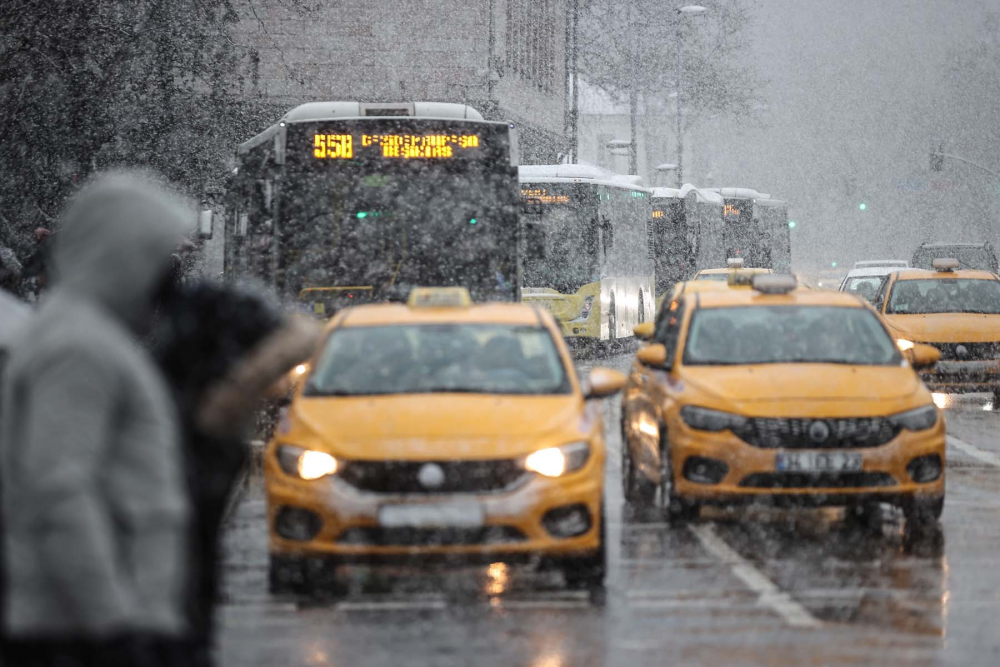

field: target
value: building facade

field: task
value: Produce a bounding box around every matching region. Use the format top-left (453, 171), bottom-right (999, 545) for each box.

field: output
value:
top-left (234, 0), bottom-right (569, 162)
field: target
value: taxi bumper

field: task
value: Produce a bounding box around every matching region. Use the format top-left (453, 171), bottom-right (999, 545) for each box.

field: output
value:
top-left (265, 462), bottom-right (603, 561)
top-left (920, 360), bottom-right (1000, 393)
top-left (669, 419), bottom-right (945, 506)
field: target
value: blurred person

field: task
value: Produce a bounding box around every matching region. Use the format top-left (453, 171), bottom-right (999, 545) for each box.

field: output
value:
top-left (0, 247), bottom-right (22, 298)
top-left (0, 171), bottom-right (192, 667)
top-left (151, 272), bottom-right (319, 667)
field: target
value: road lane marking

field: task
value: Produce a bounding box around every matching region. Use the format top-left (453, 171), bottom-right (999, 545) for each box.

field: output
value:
top-left (688, 524), bottom-right (822, 629)
top-left (947, 435), bottom-right (1000, 467)
top-left (335, 599), bottom-right (447, 612)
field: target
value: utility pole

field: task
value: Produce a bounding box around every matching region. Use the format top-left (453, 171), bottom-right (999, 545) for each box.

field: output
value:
top-left (628, 0), bottom-right (638, 174)
top-left (674, 6), bottom-right (707, 188)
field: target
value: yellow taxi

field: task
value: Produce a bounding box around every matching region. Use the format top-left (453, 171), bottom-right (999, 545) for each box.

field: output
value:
top-left (691, 258), bottom-right (773, 283)
top-left (623, 274), bottom-right (946, 529)
top-left (874, 259), bottom-right (1000, 405)
top-left (656, 261), bottom-right (780, 312)
top-left (265, 287), bottom-right (625, 597)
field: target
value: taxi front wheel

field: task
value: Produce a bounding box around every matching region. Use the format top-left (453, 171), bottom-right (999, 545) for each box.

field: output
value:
top-left (660, 431), bottom-right (699, 523)
top-left (621, 422), bottom-right (656, 506)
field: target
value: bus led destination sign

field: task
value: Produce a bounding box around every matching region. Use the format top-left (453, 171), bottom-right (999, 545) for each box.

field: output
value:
top-left (313, 133), bottom-right (481, 159)
top-left (520, 187), bottom-right (570, 204)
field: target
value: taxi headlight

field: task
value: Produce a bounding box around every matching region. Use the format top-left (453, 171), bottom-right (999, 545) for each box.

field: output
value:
top-left (680, 406), bottom-right (748, 432)
top-left (888, 404), bottom-right (938, 432)
top-left (524, 442), bottom-right (590, 478)
top-left (276, 444), bottom-right (339, 480)
top-left (896, 339), bottom-right (915, 352)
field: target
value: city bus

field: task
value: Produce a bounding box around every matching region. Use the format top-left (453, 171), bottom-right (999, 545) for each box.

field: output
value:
top-left (224, 101), bottom-right (521, 313)
top-left (518, 164), bottom-right (654, 342)
top-left (649, 185), bottom-right (725, 296)
top-left (710, 187), bottom-right (791, 273)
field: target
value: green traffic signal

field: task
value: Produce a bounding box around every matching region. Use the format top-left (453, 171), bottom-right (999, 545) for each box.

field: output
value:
top-left (831, 261), bottom-right (838, 268)
top-left (858, 203), bottom-right (867, 211)
top-left (788, 220), bottom-right (797, 229)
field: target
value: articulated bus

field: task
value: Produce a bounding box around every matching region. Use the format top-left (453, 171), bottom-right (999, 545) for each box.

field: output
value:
top-left (518, 164), bottom-right (655, 342)
top-left (224, 102), bottom-right (521, 314)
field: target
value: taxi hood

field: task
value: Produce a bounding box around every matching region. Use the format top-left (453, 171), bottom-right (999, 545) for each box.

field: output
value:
top-left (289, 394), bottom-right (588, 459)
top-left (885, 313), bottom-right (1000, 343)
top-left (679, 364), bottom-right (924, 416)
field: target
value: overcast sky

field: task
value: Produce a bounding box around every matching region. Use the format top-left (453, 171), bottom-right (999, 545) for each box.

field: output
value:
top-left (699, 0), bottom-right (997, 269)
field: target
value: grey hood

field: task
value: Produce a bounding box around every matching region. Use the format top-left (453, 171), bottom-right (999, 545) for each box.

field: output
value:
top-left (53, 171), bottom-right (192, 325)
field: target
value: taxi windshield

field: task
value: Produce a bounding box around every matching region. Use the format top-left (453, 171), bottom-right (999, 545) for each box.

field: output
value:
top-left (683, 306), bottom-right (900, 366)
top-left (306, 324), bottom-right (571, 396)
top-left (696, 273), bottom-right (730, 282)
top-left (843, 276), bottom-right (884, 301)
top-left (886, 279), bottom-right (1000, 315)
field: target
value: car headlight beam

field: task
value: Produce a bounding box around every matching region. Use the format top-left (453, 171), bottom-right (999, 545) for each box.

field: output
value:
top-left (524, 442), bottom-right (590, 478)
top-left (276, 444), bottom-right (339, 480)
top-left (896, 338), bottom-right (915, 352)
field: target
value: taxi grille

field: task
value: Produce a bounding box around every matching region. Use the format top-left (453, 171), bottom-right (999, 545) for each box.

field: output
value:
top-left (928, 342), bottom-right (1000, 361)
top-left (735, 418), bottom-right (900, 449)
top-left (338, 459), bottom-right (527, 495)
top-left (739, 472), bottom-right (897, 489)
top-left (336, 526), bottom-right (527, 546)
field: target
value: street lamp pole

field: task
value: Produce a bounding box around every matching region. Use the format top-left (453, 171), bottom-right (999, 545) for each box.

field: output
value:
top-left (674, 5), bottom-right (707, 188)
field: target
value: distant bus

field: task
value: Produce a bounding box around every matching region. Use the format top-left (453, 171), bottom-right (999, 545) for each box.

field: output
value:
top-left (518, 164), bottom-right (654, 341)
top-left (711, 187), bottom-right (791, 274)
top-left (224, 101), bottom-right (521, 313)
top-left (650, 186), bottom-right (724, 294)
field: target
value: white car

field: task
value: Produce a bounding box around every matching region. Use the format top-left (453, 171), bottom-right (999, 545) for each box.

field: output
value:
top-left (839, 265), bottom-right (901, 301)
top-left (853, 259), bottom-right (909, 269)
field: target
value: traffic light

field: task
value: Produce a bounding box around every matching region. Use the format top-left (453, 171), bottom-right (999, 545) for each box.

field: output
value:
top-left (831, 261), bottom-right (838, 268)
top-left (858, 203), bottom-right (867, 211)
top-left (788, 220), bottom-right (797, 229)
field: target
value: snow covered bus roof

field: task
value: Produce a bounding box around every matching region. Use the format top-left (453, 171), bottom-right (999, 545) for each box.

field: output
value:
top-left (705, 187), bottom-right (772, 200)
top-left (679, 183), bottom-right (724, 205)
top-left (518, 164), bottom-right (650, 192)
top-left (239, 101), bottom-right (488, 154)
top-left (651, 187), bottom-right (682, 199)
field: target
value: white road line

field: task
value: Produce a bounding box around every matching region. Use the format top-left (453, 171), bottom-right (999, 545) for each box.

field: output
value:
top-left (947, 435), bottom-right (1000, 467)
top-left (688, 524), bottom-right (822, 629)
top-left (336, 599), bottom-right (447, 612)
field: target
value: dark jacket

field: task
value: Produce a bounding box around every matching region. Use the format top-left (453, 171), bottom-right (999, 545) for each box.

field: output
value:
top-left (151, 280), bottom-right (318, 661)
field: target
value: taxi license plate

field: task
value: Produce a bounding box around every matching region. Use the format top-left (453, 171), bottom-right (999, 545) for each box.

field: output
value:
top-left (775, 451), bottom-right (862, 472)
top-left (378, 502), bottom-right (484, 528)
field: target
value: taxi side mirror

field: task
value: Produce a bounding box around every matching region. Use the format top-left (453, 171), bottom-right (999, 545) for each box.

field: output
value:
top-left (636, 343), bottom-right (670, 369)
top-left (633, 321), bottom-right (654, 341)
top-left (584, 367), bottom-right (626, 399)
top-left (906, 343), bottom-right (940, 371)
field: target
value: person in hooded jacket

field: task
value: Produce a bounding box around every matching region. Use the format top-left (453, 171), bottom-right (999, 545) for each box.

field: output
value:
top-left (150, 261), bottom-right (319, 667)
top-left (0, 171), bottom-right (191, 667)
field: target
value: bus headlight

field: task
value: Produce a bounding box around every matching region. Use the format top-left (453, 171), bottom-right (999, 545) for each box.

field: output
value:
top-left (570, 296), bottom-right (595, 322)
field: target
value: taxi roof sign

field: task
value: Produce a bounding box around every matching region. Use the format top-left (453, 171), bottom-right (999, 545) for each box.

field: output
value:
top-left (932, 258), bottom-right (959, 272)
top-left (407, 287), bottom-right (473, 308)
top-left (728, 269), bottom-right (757, 287)
top-left (752, 274), bottom-right (797, 295)
top-left (726, 257), bottom-right (745, 268)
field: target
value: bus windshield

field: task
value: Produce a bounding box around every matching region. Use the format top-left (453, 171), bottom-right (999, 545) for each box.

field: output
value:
top-left (268, 119), bottom-right (518, 302)
top-left (522, 197), bottom-right (600, 294)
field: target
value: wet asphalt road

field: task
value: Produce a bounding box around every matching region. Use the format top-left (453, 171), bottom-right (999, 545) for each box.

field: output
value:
top-left (218, 353), bottom-right (1000, 666)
